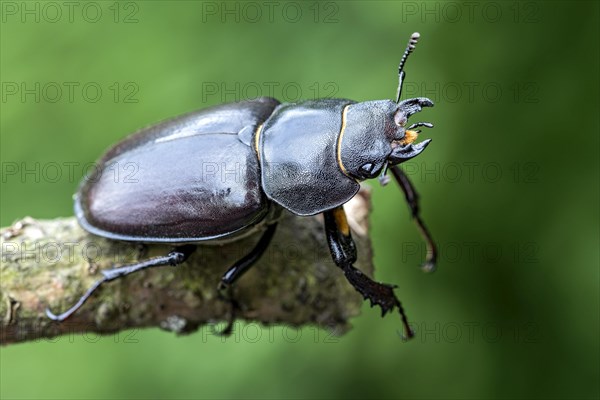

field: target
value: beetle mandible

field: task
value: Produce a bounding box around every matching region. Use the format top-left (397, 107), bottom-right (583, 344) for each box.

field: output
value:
top-left (46, 32), bottom-right (437, 339)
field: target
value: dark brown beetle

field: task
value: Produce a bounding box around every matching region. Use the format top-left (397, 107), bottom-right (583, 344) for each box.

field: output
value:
top-left (47, 33), bottom-right (436, 339)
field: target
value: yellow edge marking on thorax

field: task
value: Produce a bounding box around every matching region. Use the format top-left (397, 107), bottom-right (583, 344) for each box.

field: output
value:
top-left (254, 123), bottom-right (264, 161)
top-left (336, 105), bottom-right (353, 178)
top-left (333, 207), bottom-right (350, 236)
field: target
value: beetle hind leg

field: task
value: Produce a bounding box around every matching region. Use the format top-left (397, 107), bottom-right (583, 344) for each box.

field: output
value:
top-left (324, 207), bottom-right (414, 339)
top-left (46, 245), bottom-right (196, 322)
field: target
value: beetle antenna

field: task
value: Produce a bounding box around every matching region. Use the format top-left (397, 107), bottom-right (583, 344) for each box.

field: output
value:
top-left (395, 32), bottom-right (420, 103)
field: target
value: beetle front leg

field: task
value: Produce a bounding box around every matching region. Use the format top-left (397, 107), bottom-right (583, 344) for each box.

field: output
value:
top-left (390, 165), bottom-right (437, 272)
top-left (324, 207), bottom-right (414, 339)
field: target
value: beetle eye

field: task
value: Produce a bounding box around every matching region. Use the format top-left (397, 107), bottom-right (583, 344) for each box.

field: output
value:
top-left (360, 162), bottom-right (375, 175)
top-left (394, 112), bottom-right (407, 127)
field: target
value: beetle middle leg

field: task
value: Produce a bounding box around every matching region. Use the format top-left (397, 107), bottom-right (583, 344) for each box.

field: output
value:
top-left (390, 165), bottom-right (437, 272)
top-left (46, 244), bottom-right (197, 321)
top-left (215, 223), bottom-right (278, 335)
top-left (324, 206), bottom-right (414, 339)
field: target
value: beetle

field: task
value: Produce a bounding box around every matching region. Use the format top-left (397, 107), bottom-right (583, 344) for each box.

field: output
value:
top-left (46, 32), bottom-right (437, 339)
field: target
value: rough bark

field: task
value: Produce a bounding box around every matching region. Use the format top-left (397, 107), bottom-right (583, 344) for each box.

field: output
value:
top-left (0, 188), bottom-right (372, 346)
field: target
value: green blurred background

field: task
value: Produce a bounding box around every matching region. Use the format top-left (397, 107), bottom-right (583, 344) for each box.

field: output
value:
top-left (1, 1), bottom-right (598, 399)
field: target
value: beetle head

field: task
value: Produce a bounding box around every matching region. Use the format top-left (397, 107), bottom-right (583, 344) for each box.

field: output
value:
top-left (339, 97), bottom-right (433, 181)
top-left (339, 32), bottom-right (434, 183)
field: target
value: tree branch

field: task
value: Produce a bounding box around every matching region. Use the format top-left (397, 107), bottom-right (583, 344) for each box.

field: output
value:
top-left (0, 188), bottom-right (372, 346)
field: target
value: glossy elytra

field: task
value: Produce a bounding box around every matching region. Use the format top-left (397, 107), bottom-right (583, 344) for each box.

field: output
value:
top-left (47, 33), bottom-right (437, 339)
